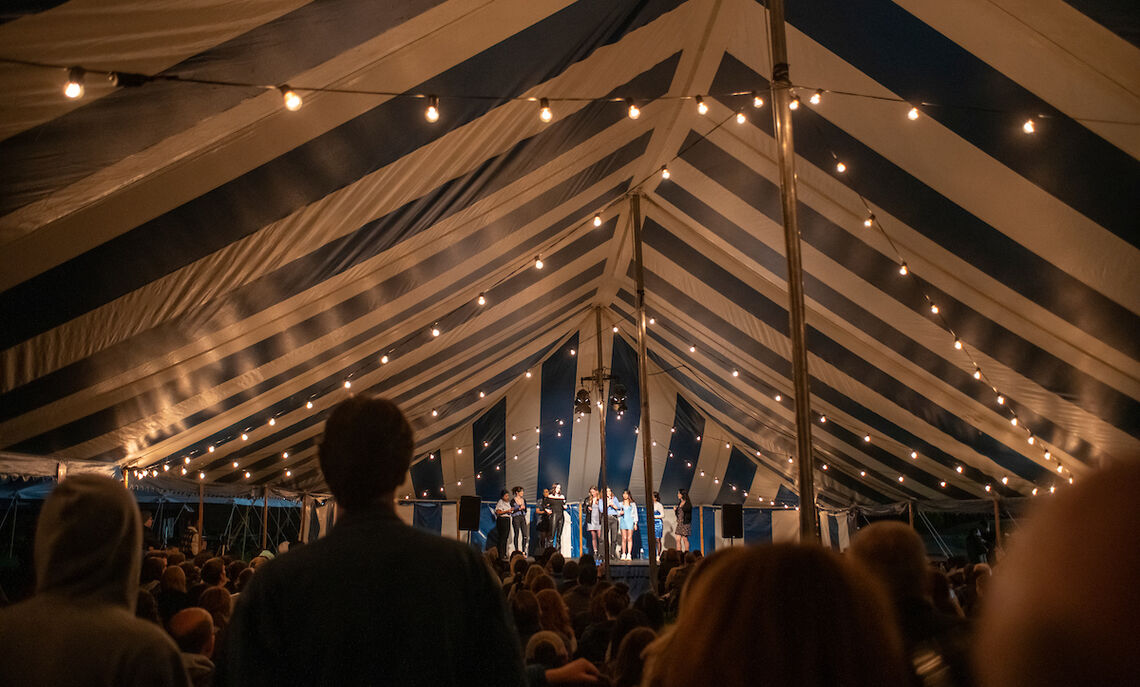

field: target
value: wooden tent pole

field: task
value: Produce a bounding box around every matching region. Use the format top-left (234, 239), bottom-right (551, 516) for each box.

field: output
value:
top-left (594, 306), bottom-right (612, 581)
top-left (260, 486), bottom-right (269, 551)
top-left (197, 482), bottom-right (205, 553)
top-left (908, 500), bottom-right (915, 528)
top-left (993, 497), bottom-right (1001, 555)
top-left (766, 0), bottom-right (818, 541)
top-left (630, 194), bottom-right (659, 583)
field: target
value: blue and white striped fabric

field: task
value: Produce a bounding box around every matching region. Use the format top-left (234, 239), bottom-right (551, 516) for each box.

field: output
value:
top-left (0, 0), bottom-right (1134, 511)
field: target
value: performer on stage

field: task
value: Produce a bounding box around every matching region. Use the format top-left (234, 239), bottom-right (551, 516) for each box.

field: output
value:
top-left (675, 489), bottom-right (692, 553)
top-left (653, 491), bottom-right (664, 559)
top-left (606, 488), bottom-right (622, 559)
top-left (510, 486), bottom-right (528, 556)
top-left (547, 483), bottom-right (566, 549)
top-left (494, 490), bottom-right (514, 560)
top-left (537, 488), bottom-right (552, 551)
top-left (583, 487), bottom-right (599, 556)
top-left (619, 490), bottom-right (638, 560)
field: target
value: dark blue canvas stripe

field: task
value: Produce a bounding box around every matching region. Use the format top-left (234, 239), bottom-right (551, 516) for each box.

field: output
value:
top-left (537, 334), bottom-right (578, 491)
top-left (657, 394), bottom-right (704, 501)
top-left (657, 168), bottom-right (1133, 454)
top-left (599, 335), bottom-right (641, 491)
top-left (1063, 0), bottom-right (1140, 46)
top-left (743, 509), bottom-right (772, 544)
top-left (411, 451), bottom-right (444, 501)
top-left (412, 503), bottom-right (444, 534)
top-left (776, 1), bottom-right (1140, 242)
top-left (714, 447), bottom-right (756, 505)
top-left (474, 398), bottom-right (507, 502)
top-left (0, 37), bottom-right (679, 349)
top-left (827, 514), bottom-right (841, 551)
top-left (0, 0), bottom-right (67, 24)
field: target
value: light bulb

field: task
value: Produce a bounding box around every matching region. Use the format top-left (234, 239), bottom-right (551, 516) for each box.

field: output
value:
top-left (835, 161), bottom-right (846, 173)
top-left (612, 326), bottom-right (618, 333)
top-left (689, 345), bottom-right (696, 353)
top-left (956, 465), bottom-right (964, 473)
top-left (910, 451), bottom-right (917, 459)
top-left (64, 68), bottom-right (84, 99)
top-left (268, 417), bottom-right (276, 426)
top-left (1044, 451), bottom-right (1051, 460)
top-left (984, 484), bottom-right (991, 492)
top-left (626, 99), bottom-right (640, 119)
top-left (774, 394), bottom-right (782, 402)
top-left (789, 95), bottom-right (800, 110)
top-left (425, 96), bottom-right (439, 122)
top-left (1001, 476), bottom-right (1009, 484)
top-left (282, 452), bottom-right (289, 459)
top-left (907, 107), bottom-right (919, 121)
top-left (184, 456), bottom-right (191, 464)
top-left (570, 348), bottom-right (576, 356)
top-left (307, 400), bottom-right (314, 409)
top-left (1022, 119), bottom-right (1035, 134)
top-left (477, 294), bottom-right (486, 306)
top-left (381, 355), bottom-right (389, 364)
top-left (431, 326), bottom-right (442, 337)
top-left (245, 471), bottom-right (251, 479)
top-left (899, 263), bottom-right (908, 276)
top-left (819, 415), bottom-right (827, 423)
top-left (233, 461), bottom-right (239, 468)
top-left (864, 434), bottom-right (871, 442)
top-left (1027, 435), bottom-right (1034, 445)
top-left (725, 442), bottom-right (730, 448)
top-left (1032, 487), bottom-right (1038, 495)
top-left (535, 256), bottom-right (543, 269)
top-left (344, 380), bottom-right (352, 389)
top-left (864, 214), bottom-right (875, 228)
top-left (822, 464), bottom-right (828, 470)
top-left (241, 433), bottom-right (248, 441)
top-left (286, 470), bottom-right (292, 477)
top-left (809, 90), bottom-right (822, 105)
top-left (696, 96), bottom-right (708, 115)
top-left (954, 339), bottom-right (963, 350)
top-left (860, 470), bottom-right (866, 477)
top-left (997, 395), bottom-right (1005, 405)
top-left (732, 369), bottom-right (739, 377)
top-left (973, 368), bottom-right (982, 380)
top-left (648, 317), bottom-right (655, 324)
top-left (1011, 417), bottom-right (1018, 426)
top-left (181, 467), bottom-right (187, 475)
top-left (431, 409), bottom-right (438, 417)
top-left (163, 464), bottom-right (170, 471)
top-left (898, 476), bottom-right (905, 483)
top-left (479, 391), bottom-right (485, 398)
top-left (661, 167), bottom-right (670, 180)
top-left (930, 303), bottom-right (939, 314)
top-left (525, 371), bottom-right (532, 378)
top-left (593, 214), bottom-right (602, 227)
top-left (539, 98), bottom-right (552, 123)
top-left (199, 472), bottom-right (205, 480)
top-left (735, 111), bottom-right (746, 124)
top-left (208, 445), bottom-right (215, 453)
top-left (752, 92), bottom-right (764, 108)
top-left (280, 87), bottom-right (302, 112)
top-left (940, 481), bottom-right (947, 488)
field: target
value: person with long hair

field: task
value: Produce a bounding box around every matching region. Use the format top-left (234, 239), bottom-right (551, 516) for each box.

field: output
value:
top-left (619, 490), bottom-right (638, 561)
top-left (511, 486), bottom-right (528, 556)
top-left (535, 588), bottom-right (577, 655)
top-left (674, 489), bottom-right (692, 553)
top-left (536, 489), bottom-right (552, 551)
top-left (652, 492), bottom-right (664, 560)
top-left (584, 487), bottom-right (600, 557)
top-left (641, 544), bottom-right (910, 687)
top-left (547, 483), bottom-right (566, 550)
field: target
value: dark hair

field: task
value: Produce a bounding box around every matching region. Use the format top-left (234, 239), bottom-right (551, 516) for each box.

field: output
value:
top-left (653, 491), bottom-right (660, 501)
top-left (235, 567), bottom-right (255, 593)
top-left (511, 590), bottom-right (541, 633)
top-left (609, 607), bottom-right (650, 659)
top-left (634, 591), bottom-right (666, 630)
top-left (318, 396), bottom-right (414, 510)
top-left (226, 559), bottom-right (248, 584)
top-left (501, 490), bottom-right (511, 499)
top-left (197, 585), bottom-right (233, 629)
top-left (512, 486), bottom-right (524, 495)
top-left (849, 521), bottom-right (928, 602)
top-left (613, 627), bottom-right (657, 687)
top-left (603, 587), bottom-right (629, 618)
top-left (135, 589), bottom-right (160, 624)
top-left (578, 561), bottom-right (598, 586)
top-left (561, 559), bottom-right (579, 582)
top-left (201, 558), bottom-right (225, 586)
top-left (141, 555), bottom-right (165, 583)
top-left (548, 552), bottom-right (564, 574)
top-left (678, 489), bottom-right (688, 501)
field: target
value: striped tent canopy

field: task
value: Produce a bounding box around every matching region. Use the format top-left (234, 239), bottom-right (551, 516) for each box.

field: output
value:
top-left (1, 0), bottom-right (1137, 510)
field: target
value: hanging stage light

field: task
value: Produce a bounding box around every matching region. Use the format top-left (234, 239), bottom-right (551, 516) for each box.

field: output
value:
top-left (574, 388), bottom-right (592, 415)
top-left (610, 382), bottom-right (628, 413)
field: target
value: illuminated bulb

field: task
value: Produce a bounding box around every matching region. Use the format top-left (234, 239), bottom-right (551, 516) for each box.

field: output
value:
top-left (899, 263), bottom-right (908, 276)
top-left (956, 465), bottom-right (964, 473)
top-left (649, 317), bottom-right (655, 324)
top-left (1022, 119), bottom-right (1035, 134)
top-left (477, 294), bottom-right (486, 306)
top-left (233, 461), bottom-right (239, 468)
top-left (268, 417), bottom-right (276, 426)
top-left (1056, 464), bottom-right (1063, 473)
top-left (788, 458), bottom-right (793, 463)
top-left (479, 391), bottom-right (485, 398)
top-left (163, 464), bottom-right (170, 471)
top-left (425, 96), bottom-right (439, 123)
top-left (984, 484), bottom-right (991, 492)
top-left (821, 464), bottom-right (828, 470)
top-left (863, 214), bottom-right (875, 228)
top-left (898, 476), bottom-right (905, 483)
top-left (940, 481), bottom-right (947, 488)
top-left (241, 433), bottom-right (248, 441)
top-left (539, 98), bottom-right (552, 123)
top-left (344, 380), bottom-right (352, 389)
top-left (626, 99), bottom-right (640, 119)
top-left (381, 355), bottom-right (389, 364)
top-left (954, 339), bottom-right (963, 350)
top-left (907, 107), bottom-right (919, 121)
top-left (689, 345), bottom-right (696, 353)
top-left (534, 256), bottom-right (544, 269)
top-left (1010, 417), bottom-right (1018, 427)
top-left (910, 451), bottom-right (917, 459)
top-left (732, 369), bottom-right (739, 377)
top-left (457, 480), bottom-right (462, 487)
top-left (835, 161), bottom-right (847, 173)
top-left (973, 368), bottom-right (982, 380)
top-left (64, 68), bottom-right (84, 98)
top-left (699, 470), bottom-right (706, 477)
top-left (809, 90), bottom-right (822, 105)
top-left (697, 435), bottom-right (702, 441)
top-left (512, 434), bottom-right (517, 440)
top-left (307, 400), bottom-right (314, 409)
top-left (735, 111), bottom-right (746, 124)
top-left (1027, 435), bottom-right (1035, 445)
top-left (593, 214), bottom-right (602, 227)
top-left (282, 452), bottom-right (289, 459)
top-left (431, 409), bottom-right (438, 417)
top-left (208, 445), bottom-right (215, 453)
top-left (714, 477), bottom-right (720, 484)
top-left (752, 92), bottom-right (764, 108)
top-left (286, 470), bottom-right (292, 477)
top-left (457, 448), bottom-right (463, 454)
top-left (199, 472), bottom-right (206, 480)
top-left (181, 468), bottom-right (187, 475)
top-left (860, 471), bottom-right (866, 477)
top-left (612, 326), bottom-right (619, 333)
top-left (819, 415), bottom-right (827, 423)
top-left (863, 434), bottom-right (871, 443)
top-left (756, 450), bottom-right (761, 456)
top-left (1032, 487), bottom-right (1038, 495)
top-left (696, 96), bottom-right (708, 115)
top-left (789, 95), bottom-right (800, 110)
top-left (535, 426), bottom-right (540, 433)
top-left (525, 371), bottom-right (532, 378)
top-left (570, 348), bottom-right (576, 356)
top-left (997, 395), bottom-right (1005, 405)
top-left (1001, 476), bottom-right (1009, 484)
top-left (774, 394), bottom-right (782, 402)
top-left (930, 303), bottom-right (939, 314)
top-left (1050, 485), bottom-right (1055, 493)
top-left (280, 87), bottom-right (302, 112)
top-left (725, 442), bottom-right (730, 448)
top-left (1068, 476), bottom-right (1073, 484)
top-left (661, 166), bottom-right (670, 180)
top-left (1044, 451), bottom-right (1051, 460)
top-left (431, 326), bottom-right (441, 337)
top-left (184, 456), bottom-right (191, 464)
top-left (244, 471), bottom-right (252, 479)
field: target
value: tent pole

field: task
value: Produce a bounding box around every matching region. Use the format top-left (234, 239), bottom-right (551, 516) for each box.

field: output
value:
top-left (630, 194), bottom-right (659, 582)
top-left (594, 306), bottom-right (612, 581)
top-left (766, 0), bottom-right (818, 541)
top-left (197, 483), bottom-right (205, 553)
top-left (261, 486), bottom-right (269, 551)
top-left (908, 500), bottom-right (915, 528)
top-left (993, 497), bottom-right (1001, 555)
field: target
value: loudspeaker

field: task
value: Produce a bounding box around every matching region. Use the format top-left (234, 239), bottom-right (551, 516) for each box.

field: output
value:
top-left (458, 495), bottom-right (482, 531)
top-left (721, 503), bottom-right (743, 539)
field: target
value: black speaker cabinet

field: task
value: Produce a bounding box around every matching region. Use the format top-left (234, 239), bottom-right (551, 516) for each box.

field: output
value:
top-left (721, 503), bottom-right (743, 539)
top-left (458, 495), bottom-right (482, 531)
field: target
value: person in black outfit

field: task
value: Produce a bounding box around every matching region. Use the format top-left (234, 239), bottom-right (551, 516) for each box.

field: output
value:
top-left (510, 487), bottom-right (528, 555)
top-left (494, 490), bottom-right (514, 560)
top-left (547, 483), bottom-right (566, 549)
top-left (220, 396), bottom-right (527, 686)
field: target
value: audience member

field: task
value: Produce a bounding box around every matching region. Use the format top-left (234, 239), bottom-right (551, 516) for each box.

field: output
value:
top-left (156, 564), bottom-right (191, 624)
top-left (536, 588), bottom-right (577, 654)
top-left (234, 567), bottom-right (255, 595)
top-left (850, 521), bottom-right (974, 687)
top-left (610, 626), bottom-right (656, 687)
top-left (975, 461), bottom-right (1140, 687)
top-left (632, 592), bottom-right (665, 631)
top-left (142, 554), bottom-right (167, 594)
top-left (511, 590), bottom-right (542, 651)
top-left (0, 475), bottom-right (189, 686)
top-left (641, 543), bottom-right (909, 687)
top-left (530, 573), bottom-right (555, 595)
top-left (929, 569), bottom-right (964, 618)
top-left (170, 607), bottom-right (216, 687)
top-left (606, 608), bottom-right (650, 664)
top-left (563, 560), bottom-right (597, 619)
top-left (137, 587), bottom-right (161, 625)
top-left (577, 587), bottom-right (630, 664)
top-left (525, 631), bottom-right (568, 670)
top-left (220, 396), bottom-right (526, 685)
top-left (558, 560), bottom-right (579, 594)
top-left (197, 586), bottom-right (234, 634)
top-left (224, 561), bottom-right (247, 593)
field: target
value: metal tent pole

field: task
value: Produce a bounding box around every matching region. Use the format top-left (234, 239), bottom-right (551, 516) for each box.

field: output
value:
top-left (630, 194), bottom-right (659, 582)
top-left (766, 0), bottom-right (818, 541)
top-left (594, 307), bottom-right (612, 581)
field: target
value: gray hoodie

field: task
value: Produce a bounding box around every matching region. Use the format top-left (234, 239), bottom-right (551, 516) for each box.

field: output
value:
top-left (0, 474), bottom-right (190, 686)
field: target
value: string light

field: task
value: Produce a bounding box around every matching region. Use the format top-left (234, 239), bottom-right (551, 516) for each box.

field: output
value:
top-left (286, 470), bottom-right (292, 477)
top-left (1010, 417), bottom-right (1018, 427)
top-left (184, 456), bottom-right (191, 464)
top-left (860, 470), bottom-right (866, 477)
top-left (425, 95), bottom-right (440, 122)
top-left (1022, 119), bottom-right (1035, 134)
top-left (774, 394), bottom-right (782, 402)
top-left (956, 466), bottom-right (964, 473)
top-left (984, 484), bottom-right (991, 492)
top-left (199, 472), bottom-right (206, 480)
top-left (752, 91), bottom-right (764, 108)
top-left (181, 467), bottom-right (187, 475)
top-left (898, 262), bottom-right (908, 276)
top-left (696, 96), bottom-right (708, 115)
top-left (907, 106), bottom-right (920, 120)
top-left (1001, 476), bottom-right (1009, 484)
top-left (280, 86), bottom-right (302, 111)
top-left (539, 98), bottom-right (552, 123)
top-left (525, 371), bottom-right (532, 378)
top-left (381, 355), bottom-right (389, 364)
top-left (208, 445), bottom-right (215, 453)
top-left (63, 67), bottom-right (84, 98)
top-left (282, 451), bottom-right (289, 459)
top-left (910, 451), bottom-right (917, 459)
top-left (244, 471), bottom-right (251, 479)
top-left (689, 345), bottom-right (696, 353)
top-left (593, 214), bottom-right (602, 227)
top-left (863, 434), bottom-right (871, 443)
top-left (735, 111), bottom-right (746, 124)
top-left (954, 338), bottom-right (963, 350)
top-left (973, 368), bottom-right (982, 380)
top-left (268, 417), bottom-right (276, 426)
top-left (1027, 435), bottom-right (1035, 445)
top-left (898, 476), bottom-right (905, 483)
top-left (479, 390), bottom-right (485, 398)
top-left (534, 256), bottom-right (544, 269)
top-left (306, 400), bottom-right (314, 409)
top-left (835, 161), bottom-right (847, 173)
top-left (819, 415), bottom-right (827, 423)
top-left (863, 213), bottom-right (875, 228)
top-left (241, 433), bottom-right (248, 441)
top-left (1032, 487), bottom-right (1038, 496)
top-left (732, 369), bottom-right (739, 377)
top-left (997, 395), bottom-right (1005, 405)
top-left (612, 326), bottom-right (619, 333)
top-left (477, 293), bottom-right (486, 306)
top-left (940, 481), bottom-right (947, 488)
top-left (789, 95), bottom-right (801, 110)
top-left (344, 380), bottom-right (352, 389)
top-left (626, 99), bottom-right (640, 119)
top-left (431, 408), bottom-right (438, 417)
top-left (163, 464), bottom-right (170, 471)
top-left (431, 326), bottom-right (441, 337)
top-left (930, 303), bottom-right (939, 314)
top-left (661, 166), bottom-right (670, 180)
top-left (809, 90), bottom-right (823, 105)
top-left (232, 461), bottom-right (239, 468)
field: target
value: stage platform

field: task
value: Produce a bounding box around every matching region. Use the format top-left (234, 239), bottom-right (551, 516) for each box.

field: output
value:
top-left (603, 559), bottom-right (653, 598)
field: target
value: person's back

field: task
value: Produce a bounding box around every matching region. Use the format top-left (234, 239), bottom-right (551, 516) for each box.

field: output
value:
top-left (0, 474), bottom-right (190, 686)
top-left (219, 396), bottom-right (524, 687)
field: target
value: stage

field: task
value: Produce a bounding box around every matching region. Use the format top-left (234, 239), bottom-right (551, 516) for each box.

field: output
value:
top-left (602, 558), bottom-right (654, 598)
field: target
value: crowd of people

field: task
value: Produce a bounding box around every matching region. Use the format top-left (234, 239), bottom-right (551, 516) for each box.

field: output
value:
top-left (0, 394), bottom-right (1135, 686)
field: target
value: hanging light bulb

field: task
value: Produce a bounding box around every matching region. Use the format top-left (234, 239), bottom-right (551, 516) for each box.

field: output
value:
top-left (182, 467), bottom-right (188, 475)
top-left (860, 470), bottom-right (866, 477)
top-left (819, 415), bottom-right (827, 423)
top-left (286, 470), bottom-right (292, 477)
top-left (593, 214), bottom-right (602, 227)
top-left (863, 213), bottom-right (875, 228)
top-left (821, 464), bottom-right (828, 470)
top-left (477, 293), bottom-right (486, 306)
top-left (534, 256), bottom-right (544, 269)
top-left (984, 484), bottom-right (991, 492)
top-left (163, 464), bottom-right (170, 471)
top-left (233, 461), bottom-right (239, 468)
top-left (864, 434), bottom-right (871, 443)
top-left (1027, 435), bottom-right (1035, 445)
top-left (696, 96), bottom-right (708, 115)
top-left (282, 451), bottom-right (289, 459)
top-left (199, 472), bottom-right (206, 480)
top-left (184, 456), bottom-right (191, 464)
top-left (789, 95), bottom-right (801, 110)
top-left (930, 303), bottom-right (939, 314)
top-left (525, 371), bottom-right (533, 378)
top-left (344, 380), bottom-right (352, 389)
top-left (306, 400), bottom-right (314, 409)
top-left (752, 92), bottom-right (764, 108)
top-left (835, 161), bottom-right (847, 173)
top-left (425, 96), bottom-right (440, 122)
top-left (241, 433), bottom-right (249, 441)
top-left (1032, 487), bottom-right (1038, 495)
top-left (268, 417), bottom-right (276, 426)
top-left (898, 262), bottom-right (908, 276)
top-left (898, 476), bottom-right (905, 483)
top-left (612, 325), bottom-right (618, 333)
top-left (64, 67), bottom-right (84, 99)
top-left (910, 451), bottom-right (917, 459)
top-left (539, 98), bottom-right (553, 123)
top-left (1022, 119), bottom-right (1035, 134)
top-left (244, 471), bottom-right (251, 479)
top-left (1044, 450), bottom-right (1052, 460)
top-left (689, 345), bottom-right (696, 353)
top-left (431, 326), bottom-right (441, 337)
top-left (735, 110), bottom-right (746, 124)
top-left (626, 98), bottom-right (640, 119)
top-left (973, 368), bottom-right (982, 380)
top-left (280, 86), bottom-right (302, 111)
top-left (208, 445), bottom-right (215, 453)
top-left (956, 465), bottom-right (964, 473)
top-left (774, 394), bottom-right (782, 402)
top-left (732, 369), bottom-right (739, 377)
top-left (997, 395), bottom-right (1005, 405)
top-left (907, 106), bottom-right (919, 121)
top-left (809, 90), bottom-right (823, 105)
top-left (954, 338), bottom-right (963, 350)
top-left (661, 166), bottom-right (670, 180)
top-left (1010, 417), bottom-right (1018, 427)
top-left (1001, 476), bottom-right (1009, 484)
top-left (940, 481), bottom-right (947, 488)
top-left (381, 355), bottom-right (389, 364)
top-left (479, 390), bottom-right (485, 398)
top-left (431, 409), bottom-right (438, 417)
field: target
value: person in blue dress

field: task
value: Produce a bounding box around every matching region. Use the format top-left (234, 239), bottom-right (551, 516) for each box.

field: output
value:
top-left (619, 489), bottom-right (638, 561)
top-left (652, 491), bottom-right (664, 560)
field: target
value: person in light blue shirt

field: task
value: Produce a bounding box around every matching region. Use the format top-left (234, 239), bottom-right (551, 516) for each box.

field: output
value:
top-left (619, 490), bottom-right (638, 560)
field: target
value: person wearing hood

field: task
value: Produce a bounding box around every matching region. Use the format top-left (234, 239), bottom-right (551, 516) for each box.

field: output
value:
top-left (0, 474), bottom-right (190, 686)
